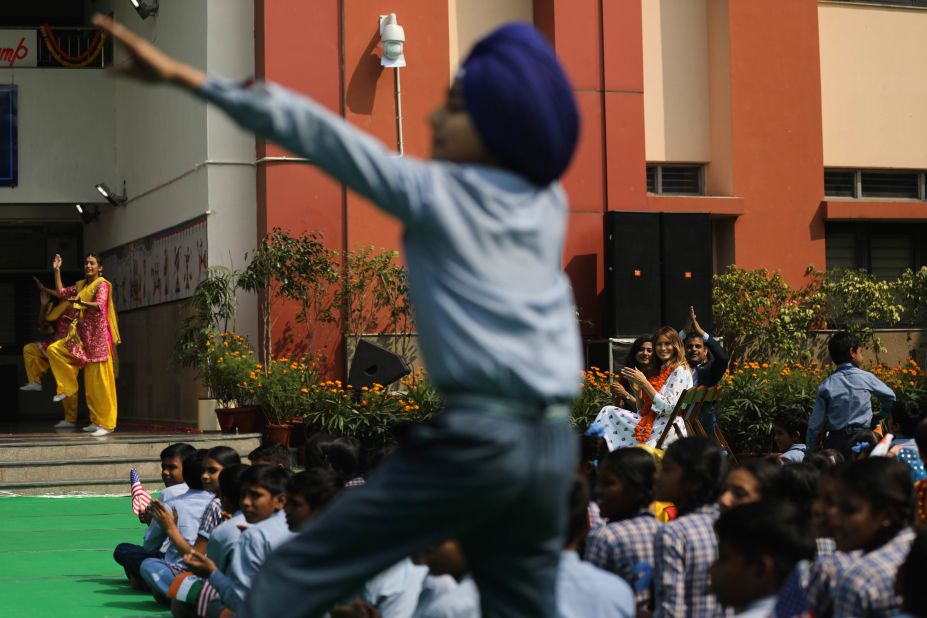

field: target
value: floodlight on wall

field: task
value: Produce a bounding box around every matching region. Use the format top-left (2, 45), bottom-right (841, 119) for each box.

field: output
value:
top-left (379, 13), bottom-right (406, 155)
top-left (75, 203), bottom-right (100, 224)
top-left (379, 14), bottom-right (406, 67)
top-left (130, 0), bottom-right (159, 19)
top-left (95, 181), bottom-right (126, 206)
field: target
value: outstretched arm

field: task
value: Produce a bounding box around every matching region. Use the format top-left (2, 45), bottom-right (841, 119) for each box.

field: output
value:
top-left (94, 14), bottom-right (434, 227)
top-left (52, 255), bottom-right (64, 296)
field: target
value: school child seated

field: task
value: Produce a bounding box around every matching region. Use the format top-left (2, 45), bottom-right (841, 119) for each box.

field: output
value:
top-left (197, 446), bottom-right (242, 543)
top-left (847, 430), bottom-right (879, 461)
top-left (113, 442), bottom-right (195, 588)
top-left (557, 476), bottom-right (634, 618)
top-left (247, 443), bottom-right (291, 470)
top-left (139, 450), bottom-right (215, 604)
top-left (717, 458), bottom-right (780, 511)
top-left (710, 501), bottom-right (815, 618)
top-left (774, 410), bottom-right (808, 464)
top-left (411, 540), bottom-right (480, 618)
top-left (652, 437), bottom-right (729, 618)
top-left (915, 418), bottom-right (927, 528)
top-left (181, 465), bottom-right (294, 616)
top-left (584, 447), bottom-right (661, 609)
top-left (897, 531), bottom-right (927, 618)
top-left (169, 464), bottom-right (250, 618)
top-left (806, 331), bottom-right (895, 456)
top-left (831, 458), bottom-right (915, 617)
top-left (887, 398), bottom-right (926, 481)
top-left (304, 434), bottom-right (366, 487)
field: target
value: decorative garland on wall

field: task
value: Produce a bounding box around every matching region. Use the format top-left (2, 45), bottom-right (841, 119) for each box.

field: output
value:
top-left (39, 24), bottom-right (107, 68)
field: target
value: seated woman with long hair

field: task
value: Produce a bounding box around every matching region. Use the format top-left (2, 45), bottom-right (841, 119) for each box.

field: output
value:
top-left (608, 335), bottom-right (654, 411)
top-left (592, 326), bottom-right (692, 450)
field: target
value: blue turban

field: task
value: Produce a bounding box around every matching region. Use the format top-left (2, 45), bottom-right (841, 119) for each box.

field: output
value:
top-left (460, 23), bottom-right (579, 186)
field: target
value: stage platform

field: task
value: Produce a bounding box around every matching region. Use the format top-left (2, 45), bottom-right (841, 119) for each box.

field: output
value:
top-left (0, 424), bottom-right (261, 496)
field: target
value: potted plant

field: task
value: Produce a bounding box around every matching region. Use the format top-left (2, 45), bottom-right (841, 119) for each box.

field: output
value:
top-left (173, 266), bottom-right (247, 432)
top-left (245, 357), bottom-right (315, 446)
top-left (204, 332), bottom-right (262, 434)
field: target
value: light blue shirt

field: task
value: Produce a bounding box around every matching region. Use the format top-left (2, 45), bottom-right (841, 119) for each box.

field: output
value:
top-left (806, 363), bottom-right (895, 453)
top-left (556, 551), bottom-right (635, 618)
top-left (734, 595), bottom-right (776, 617)
top-left (208, 509), bottom-right (295, 611)
top-left (146, 482), bottom-right (188, 553)
top-left (779, 443), bottom-right (806, 464)
top-left (362, 559), bottom-right (429, 618)
top-left (205, 510), bottom-right (247, 572)
top-left (143, 488), bottom-right (214, 564)
top-left (412, 575), bottom-right (480, 618)
top-left (197, 76), bottom-right (583, 406)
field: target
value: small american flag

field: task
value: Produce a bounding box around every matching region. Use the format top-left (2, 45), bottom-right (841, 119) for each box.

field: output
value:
top-left (130, 467), bottom-right (152, 515)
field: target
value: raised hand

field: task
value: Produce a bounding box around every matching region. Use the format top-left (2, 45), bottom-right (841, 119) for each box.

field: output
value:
top-left (150, 501), bottom-right (179, 530)
top-left (52, 254), bottom-right (62, 270)
top-left (619, 366), bottom-right (647, 386)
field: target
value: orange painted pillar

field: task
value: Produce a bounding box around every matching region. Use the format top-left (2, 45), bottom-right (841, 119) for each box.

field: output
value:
top-left (726, 0), bottom-right (826, 284)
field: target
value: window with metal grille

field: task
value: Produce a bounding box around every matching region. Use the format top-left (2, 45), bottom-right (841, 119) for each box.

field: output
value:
top-left (824, 170), bottom-right (856, 198)
top-left (646, 164), bottom-right (704, 195)
top-left (825, 232), bottom-right (858, 271)
top-left (870, 235), bottom-right (915, 280)
top-left (860, 171), bottom-right (920, 199)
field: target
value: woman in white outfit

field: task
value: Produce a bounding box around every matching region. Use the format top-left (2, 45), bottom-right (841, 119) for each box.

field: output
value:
top-left (592, 326), bottom-right (692, 451)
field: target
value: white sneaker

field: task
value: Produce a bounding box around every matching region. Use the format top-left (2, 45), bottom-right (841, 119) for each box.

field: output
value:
top-left (19, 382), bottom-right (41, 392)
top-left (52, 393), bottom-right (67, 403)
top-left (90, 428), bottom-right (112, 437)
top-left (82, 424), bottom-right (98, 432)
top-left (53, 420), bottom-right (76, 429)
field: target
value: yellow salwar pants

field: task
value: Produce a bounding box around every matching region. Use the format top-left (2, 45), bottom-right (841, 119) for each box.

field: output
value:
top-left (46, 340), bottom-right (117, 431)
top-left (23, 342), bottom-right (79, 422)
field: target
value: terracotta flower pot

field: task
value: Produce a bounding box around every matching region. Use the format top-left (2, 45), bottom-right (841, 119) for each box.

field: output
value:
top-left (263, 423), bottom-right (293, 447)
top-left (231, 405), bottom-right (266, 434)
top-left (215, 407), bottom-right (237, 434)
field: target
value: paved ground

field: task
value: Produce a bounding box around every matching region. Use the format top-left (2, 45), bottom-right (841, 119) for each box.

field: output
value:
top-left (0, 495), bottom-right (168, 617)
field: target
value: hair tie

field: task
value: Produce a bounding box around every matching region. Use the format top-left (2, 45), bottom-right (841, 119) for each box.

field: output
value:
top-left (585, 423), bottom-right (606, 438)
top-left (850, 441), bottom-right (871, 454)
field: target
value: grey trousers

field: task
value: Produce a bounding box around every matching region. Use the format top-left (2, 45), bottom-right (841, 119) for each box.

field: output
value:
top-left (238, 405), bottom-right (578, 618)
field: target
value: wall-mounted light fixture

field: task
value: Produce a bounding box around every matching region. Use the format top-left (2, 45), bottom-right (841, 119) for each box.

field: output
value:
top-left (95, 182), bottom-right (127, 206)
top-left (379, 14), bottom-right (406, 155)
top-left (130, 0), bottom-right (159, 20)
top-left (379, 14), bottom-right (406, 68)
top-left (76, 204), bottom-right (100, 224)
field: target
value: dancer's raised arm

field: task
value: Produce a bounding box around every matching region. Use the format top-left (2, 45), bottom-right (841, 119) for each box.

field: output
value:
top-left (52, 254), bottom-right (64, 296)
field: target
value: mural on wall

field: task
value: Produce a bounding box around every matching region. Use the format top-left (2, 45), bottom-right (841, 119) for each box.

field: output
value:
top-left (99, 215), bottom-right (208, 312)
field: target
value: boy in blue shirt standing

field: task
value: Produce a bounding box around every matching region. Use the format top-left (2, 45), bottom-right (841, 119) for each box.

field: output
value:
top-left (806, 332), bottom-right (895, 457)
top-left (96, 13), bottom-right (582, 618)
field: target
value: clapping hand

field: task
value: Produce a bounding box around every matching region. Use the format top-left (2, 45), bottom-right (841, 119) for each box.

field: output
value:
top-left (150, 501), bottom-right (179, 531)
top-left (183, 550), bottom-right (217, 577)
top-left (619, 366), bottom-right (648, 386)
top-left (610, 381), bottom-right (630, 399)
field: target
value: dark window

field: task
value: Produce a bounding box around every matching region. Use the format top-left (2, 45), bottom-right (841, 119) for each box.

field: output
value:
top-left (646, 165), bottom-right (656, 193)
top-left (870, 234), bottom-right (915, 280)
top-left (646, 164), bottom-right (704, 195)
top-left (824, 169), bottom-right (856, 198)
top-left (860, 170), bottom-right (920, 199)
top-left (825, 232), bottom-right (858, 271)
top-left (660, 165), bottom-right (702, 194)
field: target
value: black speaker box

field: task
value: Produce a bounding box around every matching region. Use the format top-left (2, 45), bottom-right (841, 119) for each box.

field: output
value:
top-left (660, 213), bottom-right (713, 333)
top-left (604, 212), bottom-right (662, 336)
top-left (347, 340), bottom-right (411, 391)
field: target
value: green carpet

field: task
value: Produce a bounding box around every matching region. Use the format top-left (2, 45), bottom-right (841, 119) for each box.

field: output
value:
top-left (0, 496), bottom-right (170, 617)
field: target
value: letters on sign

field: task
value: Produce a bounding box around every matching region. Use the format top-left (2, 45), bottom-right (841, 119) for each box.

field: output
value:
top-left (0, 31), bottom-right (37, 68)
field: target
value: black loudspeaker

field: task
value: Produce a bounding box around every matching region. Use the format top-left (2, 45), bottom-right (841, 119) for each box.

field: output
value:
top-left (604, 212), bottom-right (662, 336)
top-left (660, 213), bottom-right (713, 333)
top-left (347, 340), bottom-right (411, 391)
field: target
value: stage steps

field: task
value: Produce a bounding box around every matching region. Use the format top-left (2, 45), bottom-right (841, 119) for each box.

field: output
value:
top-left (0, 432), bottom-right (261, 496)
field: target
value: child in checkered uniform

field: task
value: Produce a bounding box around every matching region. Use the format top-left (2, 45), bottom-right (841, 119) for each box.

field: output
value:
top-left (652, 437), bottom-right (730, 618)
top-left (584, 447), bottom-right (661, 611)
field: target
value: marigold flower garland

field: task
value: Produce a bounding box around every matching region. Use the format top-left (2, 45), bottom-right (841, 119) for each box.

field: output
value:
top-left (633, 365), bottom-right (673, 443)
top-left (40, 24), bottom-right (107, 68)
